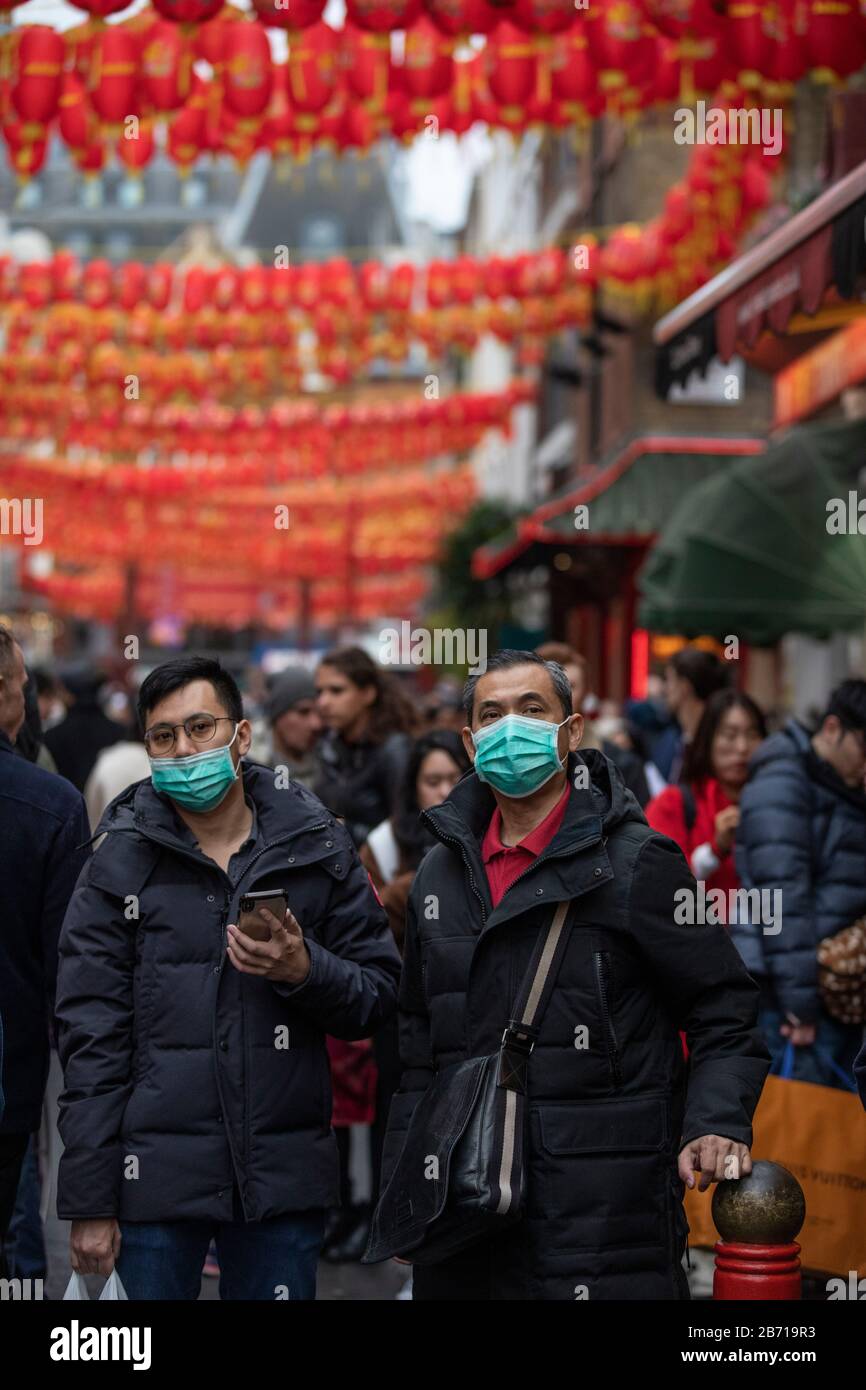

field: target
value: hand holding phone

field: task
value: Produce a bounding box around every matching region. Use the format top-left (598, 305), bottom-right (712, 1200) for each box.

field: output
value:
top-left (237, 889), bottom-right (289, 942)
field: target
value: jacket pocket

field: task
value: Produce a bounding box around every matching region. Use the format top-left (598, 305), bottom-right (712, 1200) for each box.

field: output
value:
top-left (593, 950), bottom-right (623, 1088)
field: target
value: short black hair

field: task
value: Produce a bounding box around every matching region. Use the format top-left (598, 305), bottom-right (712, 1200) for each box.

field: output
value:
top-left (0, 623), bottom-right (15, 678)
top-left (463, 649), bottom-right (573, 722)
top-left (668, 647), bottom-right (729, 702)
top-left (824, 678), bottom-right (866, 736)
top-left (138, 656), bottom-right (243, 730)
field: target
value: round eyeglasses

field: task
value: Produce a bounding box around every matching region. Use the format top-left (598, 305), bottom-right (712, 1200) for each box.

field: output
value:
top-left (144, 714), bottom-right (235, 756)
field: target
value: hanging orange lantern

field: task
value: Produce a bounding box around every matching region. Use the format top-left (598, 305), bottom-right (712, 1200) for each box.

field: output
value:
top-left (222, 19), bottom-right (273, 118)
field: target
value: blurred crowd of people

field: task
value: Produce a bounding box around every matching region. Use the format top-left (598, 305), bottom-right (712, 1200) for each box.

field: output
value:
top-left (1, 625), bottom-right (865, 1299)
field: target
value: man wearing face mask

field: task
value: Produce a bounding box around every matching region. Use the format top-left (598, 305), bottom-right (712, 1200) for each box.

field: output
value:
top-left (376, 650), bottom-right (769, 1300)
top-left (54, 655), bottom-right (400, 1300)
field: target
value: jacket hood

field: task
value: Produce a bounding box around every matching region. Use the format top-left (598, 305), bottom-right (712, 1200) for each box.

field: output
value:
top-left (92, 757), bottom-right (331, 848)
top-left (748, 718), bottom-right (866, 815)
top-left (422, 748), bottom-right (646, 850)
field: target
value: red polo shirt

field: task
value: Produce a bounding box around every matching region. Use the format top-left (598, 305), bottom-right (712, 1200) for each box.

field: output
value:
top-left (481, 782), bottom-right (571, 908)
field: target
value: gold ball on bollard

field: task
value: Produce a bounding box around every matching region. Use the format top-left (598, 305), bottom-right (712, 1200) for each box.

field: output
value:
top-left (711, 1160), bottom-right (806, 1244)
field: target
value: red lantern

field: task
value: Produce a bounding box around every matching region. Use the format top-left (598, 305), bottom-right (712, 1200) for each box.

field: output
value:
top-left (3, 125), bottom-right (47, 180)
top-left (67, 0), bottom-right (129, 18)
top-left (426, 259), bottom-right (454, 307)
top-left (141, 19), bottom-right (193, 112)
top-left (512, 0), bottom-right (573, 34)
top-left (118, 262), bottom-right (147, 310)
top-left (424, 0), bottom-right (497, 36)
top-left (805, 0), bottom-right (866, 77)
top-left (402, 14), bottom-right (453, 97)
top-left (87, 28), bottom-right (140, 126)
top-left (549, 18), bottom-right (597, 102)
top-left (116, 118), bottom-right (155, 173)
top-left (727, 0), bottom-right (774, 81)
top-left (148, 263), bottom-right (174, 311)
top-left (260, 62), bottom-right (294, 157)
top-left (585, 0), bottom-right (655, 91)
top-left (388, 262), bottom-right (415, 310)
top-left (151, 0), bottom-right (224, 23)
top-left (642, 0), bottom-right (718, 41)
top-left (343, 22), bottom-right (392, 106)
top-left (345, 0), bottom-right (422, 33)
top-left (11, 26), bottom-right (64, 129)
top-left (58, 70), bottom-right (95, 153)
top-left (768, 0), bottom-right (808, 84)
top-left (287, 21), bottom-right (341, 112)
top-left (359, 260), bottom-right (390, 310)
top-left (222, 19), bottom-right (273, 118)
top-left (252, 0), bottom-right (326, 27)
top-left (83, 261), bottom-right (115, 310)
top-left (485, 19), bottom-right (536, 105)
top-left (168, 93), bottom-right (206, 172)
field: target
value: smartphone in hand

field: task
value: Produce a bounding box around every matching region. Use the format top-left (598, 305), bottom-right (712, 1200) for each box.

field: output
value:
top-left (237, 889), bottom-right (288, 942)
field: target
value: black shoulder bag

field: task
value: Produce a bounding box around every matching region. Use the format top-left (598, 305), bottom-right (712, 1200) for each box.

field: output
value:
top-left (363, 899), bottom-right (573, 1266)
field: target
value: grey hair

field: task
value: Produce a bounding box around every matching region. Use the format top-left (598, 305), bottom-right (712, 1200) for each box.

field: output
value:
top-left (462, 649), bottom-right (573, 722)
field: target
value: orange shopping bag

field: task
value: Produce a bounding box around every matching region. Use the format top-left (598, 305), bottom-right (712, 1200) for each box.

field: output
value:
top-left (684, 1043), bottom-right (866, 1278)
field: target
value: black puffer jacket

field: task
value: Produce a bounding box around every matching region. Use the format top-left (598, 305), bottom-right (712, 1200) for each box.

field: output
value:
top-left (55, 762), bottom-right (400, 1223)
top-left (381, 752), bottom-right (770, 1300)
top-left (735, 720), bottom-right (866, 1024)
top-left (314, 729), bottom-right (410, 847)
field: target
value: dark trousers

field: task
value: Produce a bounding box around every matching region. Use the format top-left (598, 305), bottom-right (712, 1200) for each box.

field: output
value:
top-left (0, 1132), bottom-right (30, 1277)
top-left (116, 1209), bottom-right (326, 1301)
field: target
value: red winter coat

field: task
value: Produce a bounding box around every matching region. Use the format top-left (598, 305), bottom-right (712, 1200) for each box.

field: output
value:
top-left (645, 777), bottom-right (740, 922)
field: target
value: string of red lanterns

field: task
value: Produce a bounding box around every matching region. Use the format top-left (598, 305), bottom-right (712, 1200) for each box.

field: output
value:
top-left (3, 1), bottom-right (863, 178)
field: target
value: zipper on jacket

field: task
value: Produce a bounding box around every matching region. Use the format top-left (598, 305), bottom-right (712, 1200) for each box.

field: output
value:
top-left (429, 827), bottom-right (490, 925)
top-left (593, 949), bottom-right (623, 1088)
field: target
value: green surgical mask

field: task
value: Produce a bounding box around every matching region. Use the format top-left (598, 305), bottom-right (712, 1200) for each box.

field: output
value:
top-left (149, 725), bottom-right (240, 812)
top-left (472, 713), bottom-right (570, 798)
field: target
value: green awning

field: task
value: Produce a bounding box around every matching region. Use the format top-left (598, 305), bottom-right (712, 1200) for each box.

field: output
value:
top-left (472, 434), bottom-right (765, 579)
top-left (638, 418), bottom-right (866, 644)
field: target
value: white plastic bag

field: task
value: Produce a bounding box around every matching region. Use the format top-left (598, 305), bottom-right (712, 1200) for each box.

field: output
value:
top-left (98, 1270), bottom-right (128, 1301)
top-left (62, 1272), bottom-right (89, 1300)
top-left (62, 1269), bottom-right (129, 1300)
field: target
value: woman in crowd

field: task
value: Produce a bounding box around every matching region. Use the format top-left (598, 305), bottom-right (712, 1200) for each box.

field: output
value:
top-left (646, 688), bottom-right (767, 919)
top-left (314, 646), bottom-right (416, 848)
top-left (313, 647), bottom-right (417, 1263)
top-left (360, 728), bottom-right (470, 1296)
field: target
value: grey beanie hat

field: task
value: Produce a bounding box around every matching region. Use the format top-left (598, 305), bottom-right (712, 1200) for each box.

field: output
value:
top-left (266, 668), bottom-right (318, 722)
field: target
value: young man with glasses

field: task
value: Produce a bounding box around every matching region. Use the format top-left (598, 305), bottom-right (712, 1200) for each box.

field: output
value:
top-left (54, 655), bottom-right (400, 1300)
top-left (735, 678), bottom-right (866, 1088)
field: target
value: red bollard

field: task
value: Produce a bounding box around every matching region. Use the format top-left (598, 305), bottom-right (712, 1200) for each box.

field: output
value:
top-left (713, 1241), bottom-right (802, 1300)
